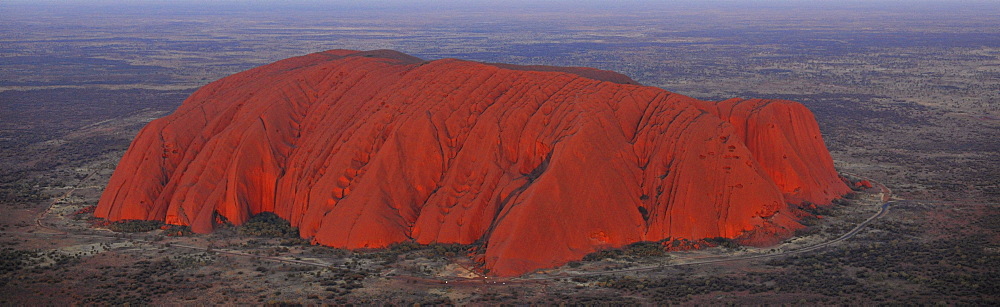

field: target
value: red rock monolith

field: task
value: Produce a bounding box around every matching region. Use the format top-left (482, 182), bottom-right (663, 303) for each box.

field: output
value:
top-left (96, 50), bottom-right (849, 276)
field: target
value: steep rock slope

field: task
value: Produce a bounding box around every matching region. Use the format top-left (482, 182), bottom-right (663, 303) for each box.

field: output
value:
top-left (690, 98), bottom-right (852, 205)
top-left (96, 50), bottom-right (848, 276)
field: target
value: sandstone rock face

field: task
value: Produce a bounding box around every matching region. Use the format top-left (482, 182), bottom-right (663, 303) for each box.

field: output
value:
top-left (689, 98), bottom-right (852, 206)
top-left (96, 49), bottom-right (848, 276)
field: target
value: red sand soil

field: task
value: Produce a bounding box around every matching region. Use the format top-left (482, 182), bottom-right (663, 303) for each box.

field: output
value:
top-left (95, 49), bottom-right (848, 276)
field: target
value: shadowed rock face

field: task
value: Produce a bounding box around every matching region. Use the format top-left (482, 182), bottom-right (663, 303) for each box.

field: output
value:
top-left (96, 49), bottom-right (849, 276)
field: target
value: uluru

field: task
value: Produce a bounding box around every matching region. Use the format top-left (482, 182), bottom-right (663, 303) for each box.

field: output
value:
top-left (95, 49), bottom-right (850, 276)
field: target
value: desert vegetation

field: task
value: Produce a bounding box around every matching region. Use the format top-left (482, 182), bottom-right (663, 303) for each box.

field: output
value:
top-left (236, 212), bottom-right (299, 238)
top-left (107, 220), bottom-right (163, 233)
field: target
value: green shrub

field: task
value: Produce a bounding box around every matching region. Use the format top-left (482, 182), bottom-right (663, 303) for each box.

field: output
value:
top-left (583, 242), bottom-right (667, 261)
top-left (238, 212), bottom-right (299, 238)
top-left (108, 220), bottom-right (163, 233)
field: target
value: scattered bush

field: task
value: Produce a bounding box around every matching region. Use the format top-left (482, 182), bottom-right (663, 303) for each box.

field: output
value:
top-left (108, 220), bottom-right (163, 233)
top-left (583, 241), bottom-right (666, 261)
top-left (162, 225), bottom-right (193, 237)
top-left (172, 252), bottom-right (215, 268)
top-left (238, 212), bottom-right (299, 238)
top-left (704, 237), bottom-right (741, 249)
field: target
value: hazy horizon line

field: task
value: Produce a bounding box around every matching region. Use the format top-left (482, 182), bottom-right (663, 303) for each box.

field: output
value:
top-left (5, 0), bottom-right (999, 11)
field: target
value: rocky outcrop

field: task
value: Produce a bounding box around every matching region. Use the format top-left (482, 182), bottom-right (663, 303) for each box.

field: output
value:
top-left (689, 98), bottom-right (851, 206)
top-left (96, 49), bottom-right (848, 276)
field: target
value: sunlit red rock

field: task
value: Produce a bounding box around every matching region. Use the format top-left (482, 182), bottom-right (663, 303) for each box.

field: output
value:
top-left (96, 49), bottom-right (848, 276)
top-left (689, 98), bottom-right (852, 205)
top-left (855, 180), bottom-right (873, 189)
